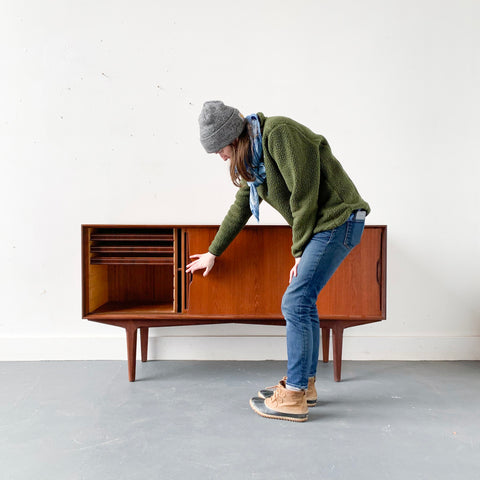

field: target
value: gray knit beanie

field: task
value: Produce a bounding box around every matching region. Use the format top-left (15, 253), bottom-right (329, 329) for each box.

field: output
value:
top-left (199, 100), bottom-right (246, 153)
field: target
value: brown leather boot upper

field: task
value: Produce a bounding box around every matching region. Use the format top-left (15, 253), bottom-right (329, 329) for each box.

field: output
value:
top-left (307, 376), bottom-right (317, 404)
top-left (264, 380), bottom-right (308, 415)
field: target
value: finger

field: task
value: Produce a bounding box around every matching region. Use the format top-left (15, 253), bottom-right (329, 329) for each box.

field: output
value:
top-left (186, 257), bottom-right (203, 267)
top-left (189, 254), bottom-right (201, 259)
top-left (186, 263), bottom-right (199, 273)
top-left (289, 264), bottom-right (298, 284)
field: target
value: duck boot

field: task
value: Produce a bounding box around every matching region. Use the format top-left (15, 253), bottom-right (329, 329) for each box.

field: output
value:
top-left (258, 376), bottom-right (317, 407)
top-left (250, 380), bottom-right (308, 422)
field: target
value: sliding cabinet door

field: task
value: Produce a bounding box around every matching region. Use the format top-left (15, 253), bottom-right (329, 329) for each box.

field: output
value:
top-left (316, 226), bottom-right (386, 319)
top-left (184, 226), bottom-right (291, 315)
top-left (184, 225), bottom-right (386, 320)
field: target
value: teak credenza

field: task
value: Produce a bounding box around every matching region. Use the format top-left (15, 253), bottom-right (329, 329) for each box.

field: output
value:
top-left (82, 224), bottom-right (387, 382)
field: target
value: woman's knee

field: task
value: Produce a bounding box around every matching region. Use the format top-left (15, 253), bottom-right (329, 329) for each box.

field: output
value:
top-left (281, 290), bottom-right (315, 320)
top-left (281, 289), bottom-right (299, 317)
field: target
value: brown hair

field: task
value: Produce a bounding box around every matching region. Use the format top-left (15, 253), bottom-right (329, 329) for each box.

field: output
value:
top-left (229, 124), bottom-right (255, 187)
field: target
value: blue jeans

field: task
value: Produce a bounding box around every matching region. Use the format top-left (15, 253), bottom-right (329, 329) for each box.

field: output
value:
top-left (281, 211), bottom-right (366, 390)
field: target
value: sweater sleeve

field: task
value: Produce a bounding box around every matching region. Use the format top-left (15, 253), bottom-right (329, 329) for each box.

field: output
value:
top-left (208, 182), bottom-right (256, 256)
top-left (267, 124), bottom-right (320, 257)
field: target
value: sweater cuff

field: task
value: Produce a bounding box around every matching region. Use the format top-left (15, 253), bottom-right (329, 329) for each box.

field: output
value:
top-left (208, 247), bottom-right (221, 257)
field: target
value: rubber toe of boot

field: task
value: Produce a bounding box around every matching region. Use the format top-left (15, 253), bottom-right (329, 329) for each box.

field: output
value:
top-left (249, 397), bottom-right (308, 423)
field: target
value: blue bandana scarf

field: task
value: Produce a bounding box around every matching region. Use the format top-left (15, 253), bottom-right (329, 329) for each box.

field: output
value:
top-left (245, 114), bottom-right (266, 222)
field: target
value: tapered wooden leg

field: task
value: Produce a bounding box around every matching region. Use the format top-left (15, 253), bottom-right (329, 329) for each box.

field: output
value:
top-left (140, 327), bottom-right (149, 362)
top-left (331, 323), bottom-right (345, 382)
top-left (321, 327), bottom-right (330, 363)
top-left (125, 325), bottom-right (138, 382)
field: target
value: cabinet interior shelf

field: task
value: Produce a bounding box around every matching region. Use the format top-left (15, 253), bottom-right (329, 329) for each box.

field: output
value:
top-left (90, 233), bottom-right (174, 242)
top-left (89, 227), bottom-right (175, 266)
top-left (90, 257), bottom-right (174, 265)
top-left (91, 302), bottom-right (175, 315)
top-left (91, 246), bottom-right (174, 254)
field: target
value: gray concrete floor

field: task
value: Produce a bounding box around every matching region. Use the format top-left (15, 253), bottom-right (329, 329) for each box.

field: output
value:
top-left (1, 360), bottom-right (479, 480)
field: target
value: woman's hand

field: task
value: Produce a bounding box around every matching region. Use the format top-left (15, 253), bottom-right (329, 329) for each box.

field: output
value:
top-left (289, 257), bottom-right (301, 283)
top-left (186, 252), bottom-right (216, 277)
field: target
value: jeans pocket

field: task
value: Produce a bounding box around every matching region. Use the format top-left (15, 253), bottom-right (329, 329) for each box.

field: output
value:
top-left (343, 219), bottom-right (365, 249)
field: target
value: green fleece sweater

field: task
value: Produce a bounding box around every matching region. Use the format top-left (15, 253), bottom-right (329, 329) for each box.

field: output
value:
top-left (208, 112), bottom-right (371, 258)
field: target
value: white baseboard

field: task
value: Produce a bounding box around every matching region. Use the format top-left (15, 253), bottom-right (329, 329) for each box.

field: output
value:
top-left (1, 335), bottom-right (479, 361)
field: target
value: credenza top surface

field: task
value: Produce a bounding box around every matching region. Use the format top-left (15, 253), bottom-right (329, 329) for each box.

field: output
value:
top-left (82, 224), bottom-right (387, 229)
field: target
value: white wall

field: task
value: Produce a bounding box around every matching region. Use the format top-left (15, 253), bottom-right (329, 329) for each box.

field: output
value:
top-left (1, 0), bottom-right (479, 361)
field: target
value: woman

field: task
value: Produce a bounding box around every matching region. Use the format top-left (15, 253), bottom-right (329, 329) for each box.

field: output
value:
top-left (186, 100), bottom-right (370, 422)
